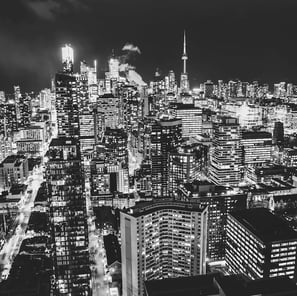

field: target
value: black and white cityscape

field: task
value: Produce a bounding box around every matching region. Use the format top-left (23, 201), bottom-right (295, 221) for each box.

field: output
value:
top-left (2, 1), bottom-right (297, 296)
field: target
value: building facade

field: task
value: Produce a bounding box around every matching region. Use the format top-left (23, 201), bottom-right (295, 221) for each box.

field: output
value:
top-left (226, 208), bottom-right (297, 281)
top-left (150, 118), bottom-right (182, 197)
top-left (209, 117), bottom-right (242, 187)
top-left (121, 199), bottom-right (208, 296)
top-left (46, 138), bottom-right (90, 295)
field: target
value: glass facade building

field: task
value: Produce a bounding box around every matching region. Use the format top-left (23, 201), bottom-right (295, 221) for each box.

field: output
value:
top-left (47, 138), bottom-right (90, 295)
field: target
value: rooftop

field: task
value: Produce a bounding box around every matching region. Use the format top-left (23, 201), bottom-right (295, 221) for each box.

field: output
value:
top-left (144, 273), bottom-right (219, 296)
top-left (49, 137), bottom-right (79, 147)
top-left (126, 198), bottom-right (207, 218)
top-left (229, 208), bottom-right (297, 243)
top-left (2, 154), bottom-right (25, 165)
top-left (145, 274), bottom-right (297, 296)
top-left (103, 234), bottom-right (121, 266)
top-left (216, 275), bottom-right (297, 296)
top-left (170, 103), bottom-right (201, 110)
top-left (242, 131), bottom-right (272, 140)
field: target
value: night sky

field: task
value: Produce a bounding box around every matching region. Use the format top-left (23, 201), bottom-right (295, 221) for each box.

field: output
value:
top-left (1, 0), bottom-right (297, 92)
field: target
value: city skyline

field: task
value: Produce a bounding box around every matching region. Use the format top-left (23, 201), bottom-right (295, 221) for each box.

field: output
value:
top-left (3, 2), bottom-right (297, 296)
top-left (2, 0), bottom-right (297, 91)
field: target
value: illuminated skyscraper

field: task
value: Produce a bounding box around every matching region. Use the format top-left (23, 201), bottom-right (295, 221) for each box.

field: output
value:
top-left (3, 102), bottom-right (18, 136)
top-left (204, 80), bottom-right (214, 98)
top-left (55, 73), bottom-right (80, 138)
top-left (18, 94), bottom-right (31, 129)
top-left (180, 31), bottom-right (189, 93)
top-left (151, 118), bottom-right (182, 197)
top-left (241, 131), bottom-right (272, 167)
top-left (97, 93), bottom-right (120, 135)
top-left (49, 46), bottom-right (90, 295)
top-left (273, 121), bottom-right (284, 146)
top-left (178, 181), bottom-right (247, 261)
top-left (121, 199), bottom-right (208, 296)
top-left (55, 45), bottom-right (80, 138)
top-left (171, 103), bottom-right (202, 138)
top-left (109, 53), bottom-right (120, 80)
top-left (209, 117), bottom-right (242, 187)
top-left (80, 60), bottom-right (98, 104)
top-left (62, 44), bottom-right (74, 74)
top-left (168, 70), bottom-right (177, 93)
top-left (79, 108), bottom-right (96, 157)
top-left (47, 138), bottom-right (90, 295)
top-left (168, 144), bottom-right (207, 197)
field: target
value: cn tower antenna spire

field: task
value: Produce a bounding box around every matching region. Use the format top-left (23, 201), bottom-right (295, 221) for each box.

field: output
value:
top-left (183, 30), bottom-right (187, 55)
top-left (181, 30), bottom-right (188, 74)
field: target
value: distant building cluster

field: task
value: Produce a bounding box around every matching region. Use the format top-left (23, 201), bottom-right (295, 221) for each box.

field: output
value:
top-left (1, 34), bottom-right (297, 296)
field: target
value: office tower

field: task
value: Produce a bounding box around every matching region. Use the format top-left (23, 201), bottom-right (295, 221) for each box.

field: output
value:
top-left (55, 72), bottom-right (80, 138)
top-left (209, 117), bottom-right (242, 187)
top-left (0, 155), bottom-right (29, 189)
top-left (274, 82), bottom-right (286, 98)
top-left (241, 131), bottom-right (272, 167)
top-left (0, 91), bottom-right (5, 104)
top-left (119, 85), bottom-right (143, 132)
top-left (0, 135), bottom-right (13, 163)
top-left (102, 128), bottom-right (129, 194)
top-left (273, 121), bottom-right (284, 146)
top-left (18, 94), bottom-right (31, 128)
top-left (16, 125), bottom-right (46, 157)
top-left (79, 108), bottom-right (96, 157)
top-left (178, 181), bottom-right (247, 261)
top-left (79, 61), bottom-right (89, 109)
top-left (237, 101), bottom-right (263, 129)
top-left (228, 80), bottom-right (237, 98)
top-left (47, 138), bottom-right (90, 295)
top-left (171, 103), bottom-right (202, 138)
top-left (97, 93), bottom-right (120, 135)
top-left (287, 83), bottom-right (293, 97)
top-left (80, 60), bottom-right (97, 86)
top-left (3, 102), bottom-right (18, 136)
top-left (204, 80), bottom-right (214, 98)
top-left (62, 44), bottom-right (74, 74)
top-left (168, 144), bottom-right (207, 197)
top-left (109, 54), bottom-right (120, 80)
top-left (217, 80), bottom-right (224, 98)
top-left (80, 60), bottom-right (98, 105)
top-left (13, 85), bottom-right (21, 124)
top-left (54, 44), bottom-right (80, 139)
top-left (100, 128), bottom-right (129, 193)
top-left (90, 157), bottom-right (117, 198)
top-left (0, 103), bottom-right (4, 136)
top-left (39, 88), bottom-right (53, 110)
top-left (226, 208), bottom-right (297, 281)
top-left (121, 199), bottom-right (208, 296)
top-left (180, 31), bottom-right (189, 93)
top-left (151, 118), bottom-right (182, 197)
top-left (168, 70), bottom-right (176, 93)
top-left (103, 128), bottom-right (128, 165)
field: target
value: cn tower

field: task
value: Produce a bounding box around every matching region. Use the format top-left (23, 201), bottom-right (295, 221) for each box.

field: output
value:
top-left (182, 30), bottom-right (188, 73)
top-left (180, 30), bottom-right (190, 93)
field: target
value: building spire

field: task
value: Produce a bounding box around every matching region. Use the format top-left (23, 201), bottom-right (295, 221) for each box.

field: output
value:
top-left (181, 30), bottom-right (188, 73)
top-left (183, 30), bottom-right (187, 56)
top-left (180, 30), bottom-right (190, 93)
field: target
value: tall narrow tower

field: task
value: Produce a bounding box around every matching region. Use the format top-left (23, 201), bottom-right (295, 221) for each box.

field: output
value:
top-left (182, 30), bottom-right (188, 73)
top-left (180, 30), bottom-right (190, 93)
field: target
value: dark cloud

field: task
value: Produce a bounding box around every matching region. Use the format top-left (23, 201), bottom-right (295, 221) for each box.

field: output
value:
top-left (26, 0), bottom-right (59, 20)
top-left (24, 0), bottom-right (90, 20)
top-left (1, 0), bottom-right (297, 92)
